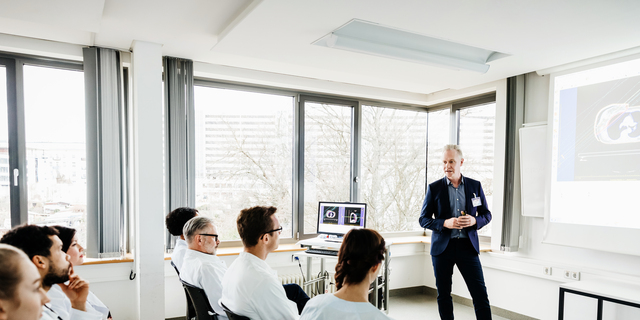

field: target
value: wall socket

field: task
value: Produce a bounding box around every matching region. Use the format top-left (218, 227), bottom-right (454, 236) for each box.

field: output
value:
top-left (563, 270), bottom-right (580, 280)
top-left (543, 266), bottom-right (552, 275)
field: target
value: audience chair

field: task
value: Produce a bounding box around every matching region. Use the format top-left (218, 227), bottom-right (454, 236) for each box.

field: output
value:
top-left (172, 262), bottom-right (197, 320)
top-left (220, 302), bottom-right (250, 320)
top-left (181, 279), bottom-right (220, 320)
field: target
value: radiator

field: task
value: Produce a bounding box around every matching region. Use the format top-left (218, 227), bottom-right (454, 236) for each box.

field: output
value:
top-left (279, 273), bottom-right (336, 297)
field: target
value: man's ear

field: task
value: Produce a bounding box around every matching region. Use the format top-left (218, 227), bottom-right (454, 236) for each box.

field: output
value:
top-left (32, 255), bottom-right (47, 270)
top-left (0, 299), bottom-right (10, 320)
top-left (371, 262), bottom-right (381, 274)
top-left (460, 158), bottom-right (464, 166)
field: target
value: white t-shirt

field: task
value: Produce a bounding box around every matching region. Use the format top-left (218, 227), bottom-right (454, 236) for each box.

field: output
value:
top-left (179, 249), bottom-right (229, 319)
top-left (221, 252), bottom-right (299, 320)
top-left (300, 294), bottom-right (393, 320)
top-left (171, 239), bottom-right (188, 271)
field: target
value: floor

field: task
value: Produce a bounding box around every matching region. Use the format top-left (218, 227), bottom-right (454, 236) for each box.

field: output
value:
top-left (387, 292), bottom-right (512, 320)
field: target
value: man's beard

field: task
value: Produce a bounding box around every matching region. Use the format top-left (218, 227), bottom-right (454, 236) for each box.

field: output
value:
top-left (42, 262), bottom-right (71, 287)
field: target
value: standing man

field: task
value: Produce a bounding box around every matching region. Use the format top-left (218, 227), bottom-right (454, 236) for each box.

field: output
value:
top-left (419, 145), bottom-right (492, 320)
top-left (179, 216), bottom-right (228, 319)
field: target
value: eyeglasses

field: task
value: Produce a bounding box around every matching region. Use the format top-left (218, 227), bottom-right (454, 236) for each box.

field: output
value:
top-left (199, 234), bottom-right (219, 240)
top-left (262, 226), bottom-right (283, 236)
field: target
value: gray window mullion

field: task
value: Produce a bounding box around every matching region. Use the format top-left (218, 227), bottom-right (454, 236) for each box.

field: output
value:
top-left (5, 58), bottom-right (28, 226)
top-left (351, 102), bottom-right (362, 203)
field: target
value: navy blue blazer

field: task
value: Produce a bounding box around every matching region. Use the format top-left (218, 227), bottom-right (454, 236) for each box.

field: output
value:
top-left (419, 175), bottom-right (492, 256)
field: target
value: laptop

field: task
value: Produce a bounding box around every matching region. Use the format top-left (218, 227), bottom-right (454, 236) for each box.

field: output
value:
top-left (317, 201), bottom-right (367, 238)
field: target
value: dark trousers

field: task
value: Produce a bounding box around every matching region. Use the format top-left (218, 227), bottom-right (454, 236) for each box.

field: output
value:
top-left (283, 283), bottom-right (310, 315)
top-left (432, 238), bottom-right (492, 320)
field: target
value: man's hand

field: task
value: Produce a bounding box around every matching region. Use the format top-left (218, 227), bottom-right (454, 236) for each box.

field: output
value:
top-left (443, 217), bottom-right (462, 229)
top-left (58, 266), bottom-right (90, 311)
top-left (457, 215), bottom-right (476, 228)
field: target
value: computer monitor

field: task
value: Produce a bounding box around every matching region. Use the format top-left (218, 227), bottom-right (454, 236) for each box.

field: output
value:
top-left (317, 201), bottom-right (367, 236)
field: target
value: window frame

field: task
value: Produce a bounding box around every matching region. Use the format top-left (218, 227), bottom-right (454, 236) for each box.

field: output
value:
top-left (189, 79), bottom-right (499, 247)
top-left (0, 52), bottom-right (83, 229)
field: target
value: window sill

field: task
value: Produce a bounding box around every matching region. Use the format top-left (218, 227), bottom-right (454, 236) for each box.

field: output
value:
top-left (81, 235), bottom-right (490, 266)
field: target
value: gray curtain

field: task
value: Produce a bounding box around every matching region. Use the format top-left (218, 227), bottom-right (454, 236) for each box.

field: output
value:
top-left (163, 57), bottom-right (195, 251)
top-left (83, 47), bottom-right (126, 258)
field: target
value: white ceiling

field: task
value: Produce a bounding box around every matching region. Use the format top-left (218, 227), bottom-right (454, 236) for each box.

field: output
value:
top-left (0, 0), bottom-right (639, 95)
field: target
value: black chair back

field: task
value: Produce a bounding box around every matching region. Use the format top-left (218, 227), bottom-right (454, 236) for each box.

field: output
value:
top-left (181, 279), bottom-right (218, 320)
top-left (171, 262), bottom-right (197, 320)
top-left (221, 302), bottom-right (250, 320)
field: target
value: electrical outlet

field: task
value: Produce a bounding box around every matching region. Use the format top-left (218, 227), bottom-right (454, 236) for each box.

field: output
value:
top-left (563, 270), bottom-right (580, 280)
top-left (543, 266), bottom-right (552, 275)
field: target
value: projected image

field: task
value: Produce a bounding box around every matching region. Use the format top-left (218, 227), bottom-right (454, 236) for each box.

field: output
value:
top-left (557, 75), bottom-right (640, 181)
top-left (321, 206), bottom-right (340, 225)
top-left (343, 207), bottom-right (364, 226)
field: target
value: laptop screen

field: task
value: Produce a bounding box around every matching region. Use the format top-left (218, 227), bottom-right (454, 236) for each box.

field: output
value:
top-left (317, 202), bottom-right (367, 236)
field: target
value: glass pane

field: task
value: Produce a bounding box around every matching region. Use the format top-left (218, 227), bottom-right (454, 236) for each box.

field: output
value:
top-left (194, 87), bottom-right (294, 241)
top-left (426, 108), bottom-right (450, 185)
top-left (23, 66), bottom-right (87, 245)
top-left (361, 106), bottom-right (426, 232)
top-left (304, 102), bottom-right (351, 234)
top-left (0, 66), bottom-right (10, 237)
top-left (458, 103), bottom-right (496, 236)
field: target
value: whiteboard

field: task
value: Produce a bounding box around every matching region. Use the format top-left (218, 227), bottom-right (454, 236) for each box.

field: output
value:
top-left (519, 124), bottom-right (547, 217)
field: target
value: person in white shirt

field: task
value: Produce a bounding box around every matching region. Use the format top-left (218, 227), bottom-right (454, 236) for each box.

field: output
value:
top-left (0, 225), bottom-right (101, 320)
top-left (51, 226), bottom-right (111, 320)
top-left (300, 228), bottom-right (393, 320)
top-left (179, 216), bottom-right (228, 319)
top-left (165, 207), bottom-right (199, 272)
top-left (221, 206), bottom-right (309, 320)
top-left (0, 244), bottom-right (50, 320)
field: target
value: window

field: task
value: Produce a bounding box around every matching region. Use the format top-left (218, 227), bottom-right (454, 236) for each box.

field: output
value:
top-left (361, 106), bottom-right (426, 232)
top-left (426, 108), bottom-right (451, 185)
top-left (194, 86), bottom-right (294, 240)
top-left (23, 65), bottom-right (87, 244)
top-left (303, 101), bottom-right (352, 234)
top-left (458, 103), bottom-right (496, 236)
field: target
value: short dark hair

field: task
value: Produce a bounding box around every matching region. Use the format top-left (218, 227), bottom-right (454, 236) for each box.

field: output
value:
top-left (334, 228), bottom-right (386, 290)
top-left (0, 224), bottom-right (60, 260)
top-left (166, 207), bottom-right (198, 236)
top-left (237, 206), bottom-right (277, 247)
top-left (52, 226), bottom-right (76, 253)
top-left (0, 244), bottom-right (29, 301)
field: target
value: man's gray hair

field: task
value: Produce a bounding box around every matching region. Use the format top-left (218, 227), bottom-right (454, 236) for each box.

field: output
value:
top-left (443, 144), bottom-right (463, 159)
top-left (183, 216), bottom-right (213, 244)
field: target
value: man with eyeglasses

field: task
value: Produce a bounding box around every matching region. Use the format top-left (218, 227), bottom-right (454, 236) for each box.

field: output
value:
top-left (179, 216), bottom-right (229, 319)
top-left (221, 206), bottom-right (309, 320)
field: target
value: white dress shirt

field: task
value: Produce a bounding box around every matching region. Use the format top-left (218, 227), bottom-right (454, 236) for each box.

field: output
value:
top-left (47, 285), bottom-right (103, 320)
top-left (180, 249), bottom-right (229, 320)
top-left (171, 239), bottom-right (188, 271)
top-left (300, 294), bottom-right (393, 320)
top-left (221, 252), bottom-right (299, 320)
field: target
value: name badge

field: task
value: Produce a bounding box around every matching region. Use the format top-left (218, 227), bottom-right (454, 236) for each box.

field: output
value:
top-left (471, 193), bottom-right (481, 207)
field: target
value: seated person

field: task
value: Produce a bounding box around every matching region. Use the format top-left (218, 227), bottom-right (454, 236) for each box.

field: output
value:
top-left (0, 243), bottom-right (50, 320)
top-left (51, 226), bottom-right (111, 320)
top-left (300, 228), bottom-right (392, 320)
top-left (0, 225), bottom-right (101, 320)
top-left (221, 206), bottom-right (309, 320)
top-left (178, 216), bottom-right (228, 319)
top-left (165, 207), bottom-right (198, 271)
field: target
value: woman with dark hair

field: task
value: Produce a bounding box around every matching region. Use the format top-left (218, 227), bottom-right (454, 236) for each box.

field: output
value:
top-left (50, 226), bottom-right (111, 320)
top-left (0, 243), bottom-right (50, 320)
top-left (300, 228), bottom-right (393, 320)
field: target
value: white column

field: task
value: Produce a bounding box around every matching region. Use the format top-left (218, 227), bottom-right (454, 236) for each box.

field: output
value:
top-left (131, 40), bottom-right (164, 320)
